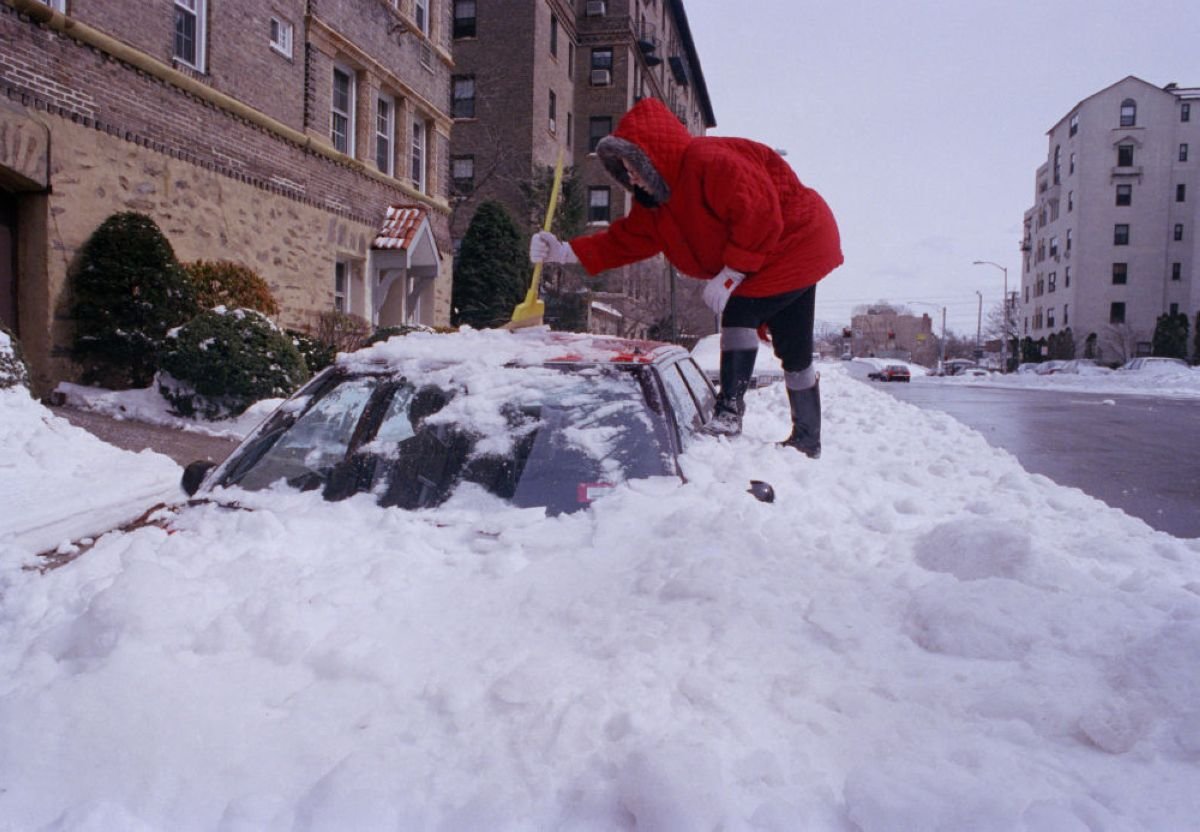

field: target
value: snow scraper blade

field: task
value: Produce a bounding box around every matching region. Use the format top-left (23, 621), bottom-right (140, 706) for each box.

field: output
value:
top-left (507, 148), bottom-right (565, 329)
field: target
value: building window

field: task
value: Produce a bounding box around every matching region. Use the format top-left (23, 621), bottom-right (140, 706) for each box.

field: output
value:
top-left (1049, 236), bottom-right (1059, 257)
top-left (414, 0), bottom-right (429, 36)
top-left (589, 116), bottom-right (612, 152)
top-left (1065, 266), bottom-right (1071, 287)
top-left (1066, 229), bottom-right (1072, 252)
top-left (1112, 263), bottom-right (1128, 285)
top-left (331, 66), bottom-right (355, 155)
top-left (1119, 98), bottom-right (1136, 127)
top-left (269, 16), bottom-right (293, 58)
top-left (1117, 144), bottom-right (1134, 167)
top-left (411, 119), bottom-right (426, 193)
top-left (453, 0), bottom-right (476, 38)
top-left (1183, 103), bottom-right (1191, 123)
top-left (1035, 276), bottom-right (1044, 297)
top-left (1068, 190), bottom-right (1073, 212)
top-left (1023, 286), bottom-right (1029, 303)
top-left (1175, 224), bottom-right (1184, 241)
top-left (1053, 146), bottom-right (1061, 185)
top-left (36, 0), bottom-right (67, 9)
top-left (1110, 302), bottom-right (1125, 325)
top-left (1063, 304), bottom-right (1069, 326)
top-left (566, 112), bottom-right (573, 145)
top-left (591, 47), bottom-right (613, 85)
top-left (1048, 272), bottom-right (1057, 293)
top-left (1177, 184), bottom-right (1187, 202)
top-left (452, 75), bottom-right (476, 118)
top-left (550, 14), bottom-right (559, 57)
top-left (452, 155), bottom-right (475, 194)
top-left (1069, 113), bottom-right (1079, 136)
top-left (547, 90), bottom-right (557, 134)
top-left (568, 42), bottom-right (575, 78)
top-left (375, 96), bottom-right (394, 175)
top-left (1172, 262), bottom-right (1182, 281)
top-left (1113, 224), bottom-right (1129, 246)
top-left (588, 186), bottom-right (611, 223)
top-left (1115, 184), bottom-right (1132, 206)
top-left (1170, 302), bottom-right (1179, 316)
top-left (1182, 143), bottom-right (1190, 163)
top-left (1047, 307), bottom-right (1056, 328)
top-left (1069, 152), bottom-right (1075, 174)
top-left (173, 0), bottom-right (206, 71)
top-left (334, 261), bottom-right (349, 312)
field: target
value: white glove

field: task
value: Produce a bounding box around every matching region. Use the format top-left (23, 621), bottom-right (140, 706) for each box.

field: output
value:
top-left (702, 267), bottom-right (745, 314)
top-left (529, 231), bottom-right (578, 264)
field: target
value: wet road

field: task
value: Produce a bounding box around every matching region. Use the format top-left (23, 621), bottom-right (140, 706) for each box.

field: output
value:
top-left (50, 406), bottom-right (240, 467)
top-left (854, 373), bottom-right (1200, 539)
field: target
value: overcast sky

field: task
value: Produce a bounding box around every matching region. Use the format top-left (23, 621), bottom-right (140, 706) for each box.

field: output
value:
top-left (683, 0), bottom-right (1198, 335)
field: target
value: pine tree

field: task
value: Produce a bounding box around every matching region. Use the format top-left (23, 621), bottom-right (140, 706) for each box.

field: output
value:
top-left (451, 201), bottom-right (528, 329)
top-left (1151, 312), bottom-right (1189, 359)
top-left (72, 212), bottom-right (198, 387)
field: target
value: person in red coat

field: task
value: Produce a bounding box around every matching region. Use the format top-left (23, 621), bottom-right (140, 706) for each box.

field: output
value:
top-left (530, 98), bottom-right (842, 458)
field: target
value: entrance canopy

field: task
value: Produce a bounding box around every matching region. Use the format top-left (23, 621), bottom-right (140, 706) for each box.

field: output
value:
top-left (371, 206), bottom-right (440, 327)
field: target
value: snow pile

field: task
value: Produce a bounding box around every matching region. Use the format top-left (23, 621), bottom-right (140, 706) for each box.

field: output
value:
top-left (0, 387), bottom-right (181, 553)
top-left (2, 361), bottom-right (1200, 830)
top-left (930, 363), bottom-right (1200, 399)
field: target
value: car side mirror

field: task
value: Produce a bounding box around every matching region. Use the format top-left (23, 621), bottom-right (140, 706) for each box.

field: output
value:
top-left (747, 480), bottom-right (775, 503)
top-left (182, 460), bottom-right (217, 496)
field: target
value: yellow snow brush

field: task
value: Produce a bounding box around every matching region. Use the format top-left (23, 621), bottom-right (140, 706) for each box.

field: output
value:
top-left (508, 148), bottom-right (565, 329)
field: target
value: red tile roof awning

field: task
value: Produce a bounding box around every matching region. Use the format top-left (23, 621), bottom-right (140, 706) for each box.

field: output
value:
top-left (373, 205), bottom-right (428, 250)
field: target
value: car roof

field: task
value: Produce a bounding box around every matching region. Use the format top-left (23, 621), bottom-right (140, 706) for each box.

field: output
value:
top-left (338, 327), bottom-right (689, 373)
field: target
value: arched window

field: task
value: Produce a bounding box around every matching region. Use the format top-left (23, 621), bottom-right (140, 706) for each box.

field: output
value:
top-left (1119, 98), bottom-right (1137, 127)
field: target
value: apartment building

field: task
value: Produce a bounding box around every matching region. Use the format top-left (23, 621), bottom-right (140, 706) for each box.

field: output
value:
top-left (1019, 76), bottom-right (1199, 363)
top-left (448, 0), bottom-right (716, 338)
top-left (0, 0), bottom-right (455, 395)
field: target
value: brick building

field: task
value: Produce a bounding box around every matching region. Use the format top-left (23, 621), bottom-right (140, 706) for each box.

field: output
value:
top-left (0, 0), bottom-right (455, 395)
top-left (447, 0), bottom-right (716, 339)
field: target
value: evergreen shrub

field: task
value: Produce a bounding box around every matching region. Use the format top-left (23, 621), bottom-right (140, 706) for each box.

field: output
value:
top-left (71, 212), bottom-right (198, 388)
top-left (0, 322), bottom-right (31, 390)
top-left (451, 201), bottom-right (528, 329)
top-left (158, 308), bottom-right (309, 419)
top-left (288, 329), bottom-right (337, 374)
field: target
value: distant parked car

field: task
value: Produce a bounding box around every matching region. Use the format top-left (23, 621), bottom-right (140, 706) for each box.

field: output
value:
top-left (870, 364), bottom-right (911, 383)
top-left (690, 333), bottom-right (785, 389)
top-left (1053, 359), bottom-right (1112, 376)
top-left (1034, 360), bottom-right (1071, 375)
top-left (1119, 357), bottom-right (1190, 373)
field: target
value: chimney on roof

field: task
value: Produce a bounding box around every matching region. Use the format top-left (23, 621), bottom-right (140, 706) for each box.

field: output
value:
top-left (1164, 82), bottom-right (1178, 90)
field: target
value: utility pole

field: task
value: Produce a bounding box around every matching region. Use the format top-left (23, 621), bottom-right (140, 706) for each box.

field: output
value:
top-left (975, 290), bottom-right (983, 358)
top-left (973, 260), bottom-right (1009, 372)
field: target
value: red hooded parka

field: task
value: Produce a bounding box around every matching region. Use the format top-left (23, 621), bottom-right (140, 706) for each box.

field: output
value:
top-left (570, 98), bottom-right (843, 298)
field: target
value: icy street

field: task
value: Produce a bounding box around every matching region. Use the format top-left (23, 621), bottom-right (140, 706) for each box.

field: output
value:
top-left (2, 351), bottom-right (1200, 831)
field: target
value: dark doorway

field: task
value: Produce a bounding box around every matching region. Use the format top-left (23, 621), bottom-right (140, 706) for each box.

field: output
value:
top-left (0, 192), bottom-right (17, 335)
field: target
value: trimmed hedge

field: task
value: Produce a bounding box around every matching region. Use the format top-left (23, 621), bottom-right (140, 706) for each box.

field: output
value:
top-left (185, 260), bottom-right (280, 316)
top-left (71, 212), bottom-right (198, 388)
top-left (158, 308), bottom-right (309, 420)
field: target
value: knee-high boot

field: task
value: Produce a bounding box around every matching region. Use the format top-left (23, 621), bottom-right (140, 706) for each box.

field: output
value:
top-left (702, 348), bottom-right (757, 436)
top-left (780, 377), bottom-right (821, 458)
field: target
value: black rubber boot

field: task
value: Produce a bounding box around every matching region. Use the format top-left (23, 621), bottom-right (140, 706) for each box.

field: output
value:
top-left (780, 379), bottom-right (821, 458)
top-left (703, 348), bottom-right (757, 436)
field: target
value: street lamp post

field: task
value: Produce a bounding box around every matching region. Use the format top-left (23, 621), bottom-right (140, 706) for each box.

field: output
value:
top-left (975, 290), bottom-right (983, 358)
top-left (972, 260), bottom-right (1009, 372)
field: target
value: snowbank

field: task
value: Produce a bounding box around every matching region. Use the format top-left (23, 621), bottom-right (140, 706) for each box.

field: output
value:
top-left (2, 364), bottom-right (1199, 830)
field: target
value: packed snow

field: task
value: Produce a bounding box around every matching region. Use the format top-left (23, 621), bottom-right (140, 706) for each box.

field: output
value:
top-left (2, 331), bottom-right (1200, 830)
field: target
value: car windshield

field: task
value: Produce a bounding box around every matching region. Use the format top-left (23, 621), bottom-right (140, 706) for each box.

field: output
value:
top-left (214, 363), bottom-right (677, 515)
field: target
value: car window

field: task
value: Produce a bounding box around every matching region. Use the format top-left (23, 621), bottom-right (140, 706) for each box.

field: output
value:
top-left (225, 376), bottom-right (380, 491)
top-left (676, 358), bottom-right (716, 424)
top-left (658, 361), bottom-right (703, 435)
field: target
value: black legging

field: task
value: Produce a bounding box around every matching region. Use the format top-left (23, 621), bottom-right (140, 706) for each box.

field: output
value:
top-left (721, 285), bottom-right (816, 373)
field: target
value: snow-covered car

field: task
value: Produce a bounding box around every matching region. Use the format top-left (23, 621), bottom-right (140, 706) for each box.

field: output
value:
top-left (1052, 359), bottom-right (1112, 376)
top-left (689, 333), bottom-right (784, 389)
top-left (1119, 356), bottom-right (1190, 373)
top-left (182, 328), bottom-right (730, 516)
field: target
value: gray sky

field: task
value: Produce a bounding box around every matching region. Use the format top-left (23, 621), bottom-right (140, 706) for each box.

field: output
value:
top-left (684, 0), bottom-right (1199, 335)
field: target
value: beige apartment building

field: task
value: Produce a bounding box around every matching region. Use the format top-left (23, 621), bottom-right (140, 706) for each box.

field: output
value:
top-left (0, 0), bottom-right (455, 395)
top-left (1019, 76), bottom-right (1199, 363)
top-left (448, 0), bottom-right (716, 339)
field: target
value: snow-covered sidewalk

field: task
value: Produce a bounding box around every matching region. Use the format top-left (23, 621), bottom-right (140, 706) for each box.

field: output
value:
top-left (2, 365), bottom-right (1199, 830)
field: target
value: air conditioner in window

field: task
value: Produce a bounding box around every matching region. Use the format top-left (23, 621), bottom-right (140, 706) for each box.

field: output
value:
top-left (586, 0), bottom-right (607, 15)
top-left (590, 68), bottom-right (612, 86)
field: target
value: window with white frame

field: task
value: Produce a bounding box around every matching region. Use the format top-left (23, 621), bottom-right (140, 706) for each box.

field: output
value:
top-left (452, 155), bottom-right (475, 193)
top-left (452, 75), bottom-right (475, 118)
top-left (331, 66), bottom-right (355, 155)
top-left (270, 16), bottom-right (293, 58)
top-left (37, 0), bottom-right (67, 11)
top-left (411, 119), bottom-right (427, 193)
top-left (375, 95), bottom-right (395, 175)
top-left (174, 0), bottom-right (207, 72)
top-left (334, 261), bottom-right (350, 313)
top-left (548, 90), bottom-right (557, 134)
top-left (588, 186), bottom-right (611, 223)
top-left (415, 0), bottom-right (429, 36)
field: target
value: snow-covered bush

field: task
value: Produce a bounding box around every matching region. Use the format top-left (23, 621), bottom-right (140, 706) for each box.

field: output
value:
top-left (0, 323), bottom-right (31, 390)
top-left (287, 328), bottom-right (337, 374)
top-left (158, 307), bottom-right (308, 420)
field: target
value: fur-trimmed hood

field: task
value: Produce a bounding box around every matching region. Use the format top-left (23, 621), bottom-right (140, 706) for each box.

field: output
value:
top-left (596, 98), bottom-right (693, 208)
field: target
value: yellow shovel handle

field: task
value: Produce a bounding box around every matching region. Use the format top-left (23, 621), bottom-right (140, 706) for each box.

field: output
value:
top-left (527, 149), bottom-right (565, 300)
